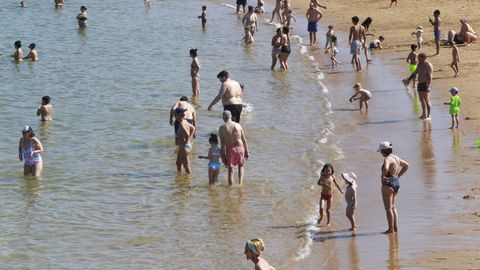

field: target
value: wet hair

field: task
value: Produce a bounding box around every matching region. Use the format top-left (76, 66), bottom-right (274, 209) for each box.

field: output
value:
top-left (381, 148), bottom-right (393, 156)
top-left (361, 17), bottom-right (373, 30)
top-left (410, 44), bottom-right (418, 50)
top-left (190, 48), bottom-right (198, 57)
top-left (379, 36), bottom-right (384, 41)
top-left (434, 10), bottom-right (440, 15)
top-left (180, 96), bottom-right (188, 101)
top-left (352, 16), bottom-right (360, 24)
top-left (282, 26), bottom-right (290, 35)
top-left (418, 52), bottom-right (427, 59)
top-left (248, 5), bottom-right (254, 12)
top-left (276, 28), bottom-right (282, 34)
top-left (245, 238), bottom-right (265, 256)
top-left (217, 70), bottom-right (229, 79)
top-left (14, 40), bottom-right (22, 48)
top-left (29, 43), bottom-right (36, 49)
top-left (321, 163), bottom-right (334, 175)
top-left (209, 133), bottom-right (218, 144)
top-left (80, 5), bottom-right (87, 11)
top-left (202, 5), bottom-right (207, 10)
top-left (42, 96), bottom-right (50, 104)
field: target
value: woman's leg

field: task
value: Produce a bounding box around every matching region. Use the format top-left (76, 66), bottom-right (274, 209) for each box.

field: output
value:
top-left (176, 148), bottom-right (183, 172)
top-left (382, 185), bottom-right (395, 233)
top-left (24, 164), bottom-right (32, 176)
top-left (182, 148), bottom-right (191, 174)
top-left (317, 199), bottom-right (324, 224)
top-left (32, 161), bottom-right (43, 177)
top-left (392, 191), bottom-right (399, 232)
top-left (326, 197), bottom-right (332, 225)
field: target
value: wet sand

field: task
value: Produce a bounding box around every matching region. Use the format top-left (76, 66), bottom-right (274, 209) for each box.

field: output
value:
top-left (282, 0), bottom-right (480, 269)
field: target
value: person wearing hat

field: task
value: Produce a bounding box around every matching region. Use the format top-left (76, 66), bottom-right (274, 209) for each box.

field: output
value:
top-left (443, 87), bottom-right (462, 129)
top-left (76, 6), bottom-right (88, 28)
top-left (244, 238), bottom-right (276, 270)
top-left (18, 126), bottom-right (44, 177)
top-left (219, 110), bottom-right (249, 185)
top-left (377, 141), bottom-right (409, 234)
top-left (411, 26), bottom-right (423, 49)
top-left (341, 172), bottom-right (357, 231)
top-left (11, 40), bottom-right (23, 62)
top-left (169, 96), bottom-right (197, 138)
top-left (175, 108), bottom-right (195, 174)
top-left (349, 83), bottom-right (372, 110)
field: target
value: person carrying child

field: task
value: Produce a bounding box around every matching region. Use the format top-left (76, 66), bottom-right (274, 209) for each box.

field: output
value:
top-left (349, 83), bottom-right (372, 110)
top-left (317, 163), bottom-right (343, 226)
top-left (199, 134), bottom-right (221, 185)
top-left (341, 172), bottom-right (358, 231)
top-left (443, 87), bottom-right (461, 129)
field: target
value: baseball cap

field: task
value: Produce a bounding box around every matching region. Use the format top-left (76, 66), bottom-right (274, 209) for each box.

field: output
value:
top-left (449, 87), bottom-right (459, 94)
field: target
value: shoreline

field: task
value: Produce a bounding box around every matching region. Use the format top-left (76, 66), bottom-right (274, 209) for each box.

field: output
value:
top-left (280, 0), bottom-right (480, 268)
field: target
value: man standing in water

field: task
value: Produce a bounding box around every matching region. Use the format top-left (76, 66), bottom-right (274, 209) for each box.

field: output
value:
top-left (306, 3), bottom-right (323, 46)
top-left (208, 70), bottom-right (244, 123)
top-left (243, 6), bottom-right (258, 43)
top-left (169, 96), bottom-right (197, 138)
top-left (349, 16), bottom-right (366, 71)
top-left (219, 111), bottom-right (249, 185)
top-left (403, 53), bottom-right (433, 120)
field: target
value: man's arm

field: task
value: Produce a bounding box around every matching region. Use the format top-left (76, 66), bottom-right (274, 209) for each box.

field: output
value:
top-left (426, 63), bottom-right (433, 85)
top-left (208, 84), bottom-right (226, 110)
top-left (348, 26), bottom-right (353, 43)
top-left (240, 128), bottom-right (249, 159)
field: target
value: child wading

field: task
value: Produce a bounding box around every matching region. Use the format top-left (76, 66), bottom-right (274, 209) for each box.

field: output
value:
top-left (342, 172), bottom-right (358, 231)
top-left (443, 87), bottom-right (462, 129)
top-left (349, 83), bottom-right (372, 110)
top-left (317, 164), bottom-right (343, 226)
top-left (198, 134), bottom-right (221, 185)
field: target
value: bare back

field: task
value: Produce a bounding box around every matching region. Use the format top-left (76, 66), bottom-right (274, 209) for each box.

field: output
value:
top-left (350, 24), bottom-right (364, 41)
top-left (219, 121), bottom-right (244, 148)
top-left (221, 79), bottom-right (243, 106)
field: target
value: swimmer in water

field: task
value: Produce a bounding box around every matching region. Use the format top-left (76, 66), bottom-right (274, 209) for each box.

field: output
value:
top-left (198, 134), bottom-right (221, 185)
top-left (19, 126), bottom-right (44, 177)
top-left (37, 96), bottom-right (52, 121)
top-left (190, 48), bottom-right (201, 96)
top-left (198, 6), bottom-right (207, 29)
top-left (25, 43), bottom-right (39, 61)
top-left (76, 6), bottom-right (88, 28)
top-left (55, 0), bottom-right (64, 8)
top-left (20, 1), bottom-right (27, 7)
top-left (11, 40), bottom-right (23, 62)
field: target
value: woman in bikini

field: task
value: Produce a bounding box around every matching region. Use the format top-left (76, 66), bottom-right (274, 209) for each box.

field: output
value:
top-left (278, 26), bottom-right (291, 70)
top-left (377, 141), bottom-right (409, 234)
top-left (175, 108), bottom-right (195, 174)
top-left (270, 28), bottom-right (286, 71)
top-left (19, 126), bottom-right (44, 177)
top-left (190, 48), bottom-right (201, 96)
top-left (317, 163), bottom-right (343, 226)
top-left (244, 238), bottom-right (276, 270)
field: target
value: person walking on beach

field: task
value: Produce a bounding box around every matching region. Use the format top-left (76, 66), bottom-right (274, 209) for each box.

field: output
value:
top-left (377, 141), bottom-right (409, 234)
top-left (244, 239), bottom-right (276, 270)
top-left (269, 0), bottom-right (283, 24)
top-left (11, 40), bottom-right (23, 62)
top-left (19, 126), bottom-right (44, 177)
top-left (349, 16), bottom-right (366, 71)
top-left (317, 163), bottom-right (343, 226)
top-left (349, 83), bottom-right (372, 110)
top-left (361, 17), bottom-right (374, 62)
top-left (306, 3), bottom-right (322, 46)
top-left (76, 6), bottom-right (88, 28)
top-left (169, 96), bottom-right (197, 138)
top-left (242, 6), bottom-right (258, 44)
top-left (443, 87), bottom-right (461, 129)
top-left (198, 134), bottom-right (221, 185)
top-left (236, 0), bottom-right (247, 14)
top-left (208, 70), bottom-right (244, 123)
top-left (25, 43), bottom-right (38, 61)
top-left (219, 111), bottom-right (249, 185)
top-left (37, 96), bottom-right (52, 121)
top-left (342, 172), bottom-right (357, 231)
top-left (270, 28), bottom-right (286, 70)
top-left (429, 10), bottom-right (441, 55)
top-left (406, 44), bottom-right (418, 88)
top-left (450, 41), bottom-right (460, 77)
top-left (190, 48), bottom-right (201, 95)
top-left (403, 53), bottom-right (433, 120)
top-left (175, 108), bottom-right (195, 174)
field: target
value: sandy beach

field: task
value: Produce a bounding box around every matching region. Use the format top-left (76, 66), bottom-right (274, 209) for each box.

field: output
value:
top-left (284, 0), bottom-right (480, 268)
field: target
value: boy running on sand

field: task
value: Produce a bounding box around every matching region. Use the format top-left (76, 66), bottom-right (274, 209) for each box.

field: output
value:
top-left (342, 172), bottom-right (357, 231)
top-left (349, 83), bottom-right (372, 110)
top-left (429, 10), bottom-right (441, 55)
top-left (450, 41), bottom-right (460, 77)
top-left (443, 87), bottom-right (461, 129)
top-left (198, 6), bottom-right (207, 29)
top-left (406, 44), bottom-right (418, 88)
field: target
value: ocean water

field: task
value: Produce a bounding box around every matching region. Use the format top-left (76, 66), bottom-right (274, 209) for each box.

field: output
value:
top-left (0, 0), bottom-right (345, 268)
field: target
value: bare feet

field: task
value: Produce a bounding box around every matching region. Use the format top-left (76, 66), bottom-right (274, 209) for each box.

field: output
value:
top-left (317, 218), bottom-right (322, 225)
top-left (349, 226), bottom-right (357, 231)
top-left (382, 229), bottom-right (394, 234)
top-left (418, 115), bottom-right (426, 120)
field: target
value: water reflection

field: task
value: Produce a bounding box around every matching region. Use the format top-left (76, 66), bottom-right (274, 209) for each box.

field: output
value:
top-left (421, 120), bottom-right (436, 184)
top-left (387, 233), bottom-right (399, 270)
top-left (39, 121), bottom-right (52, 142)
top-left (21, 178), bottom-right (42, 209)
top-left (348, 236), bottom-right (360, 270)
top-left (451, 129), bottom-right (460, 150)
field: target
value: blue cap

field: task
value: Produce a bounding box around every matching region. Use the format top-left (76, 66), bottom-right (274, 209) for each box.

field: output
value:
top-left (449, 87), bottom-right (459, 94)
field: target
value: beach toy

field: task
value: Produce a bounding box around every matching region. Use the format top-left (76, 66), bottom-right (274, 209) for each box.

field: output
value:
top-left (476, 139), bottom-right (480, 148)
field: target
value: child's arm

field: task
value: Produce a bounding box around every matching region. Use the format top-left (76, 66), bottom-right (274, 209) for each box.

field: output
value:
top-left (36, 106), bottom-right (43, 116)
top-left (198, 148), bottom-right (212, 159)
top-left (351, 187), bottom-right (357, 207)
top-left (443, 101), bottom-right (451, 105)
top-left (349, 93), bottom-right (358, 102)
top-left (332, 176), bottom-right (344, 194)
top-left (317, 175), bottom-right (324, 186)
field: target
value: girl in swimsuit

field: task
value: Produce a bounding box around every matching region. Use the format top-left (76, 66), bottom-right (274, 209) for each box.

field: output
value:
top-left (18, 126), bottom-right (44, 177)
top-left (270, 28), bottom-right (286, 71)
top-left (190, 48), bottom-right (201, 96)
top-left (378, 141), bottom-right (409, 234)
top-left (244, 238), bottom-right (276, 270)
top-left (317, 163), bottom-right (343, 226)
top-left (198, 134), bottom-right (221, 185)
top-left (278, 26), bottom-right (291, 70)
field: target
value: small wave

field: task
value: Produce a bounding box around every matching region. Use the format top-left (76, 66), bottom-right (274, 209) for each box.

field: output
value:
top-left (242, 103), bottom-right (254, 112)
top-left (299, 45), bottom-right (308, 55)
top-left (294, 214), bottom-right (320, 261)
top-left (223, 3), bottom-right (236, 9)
